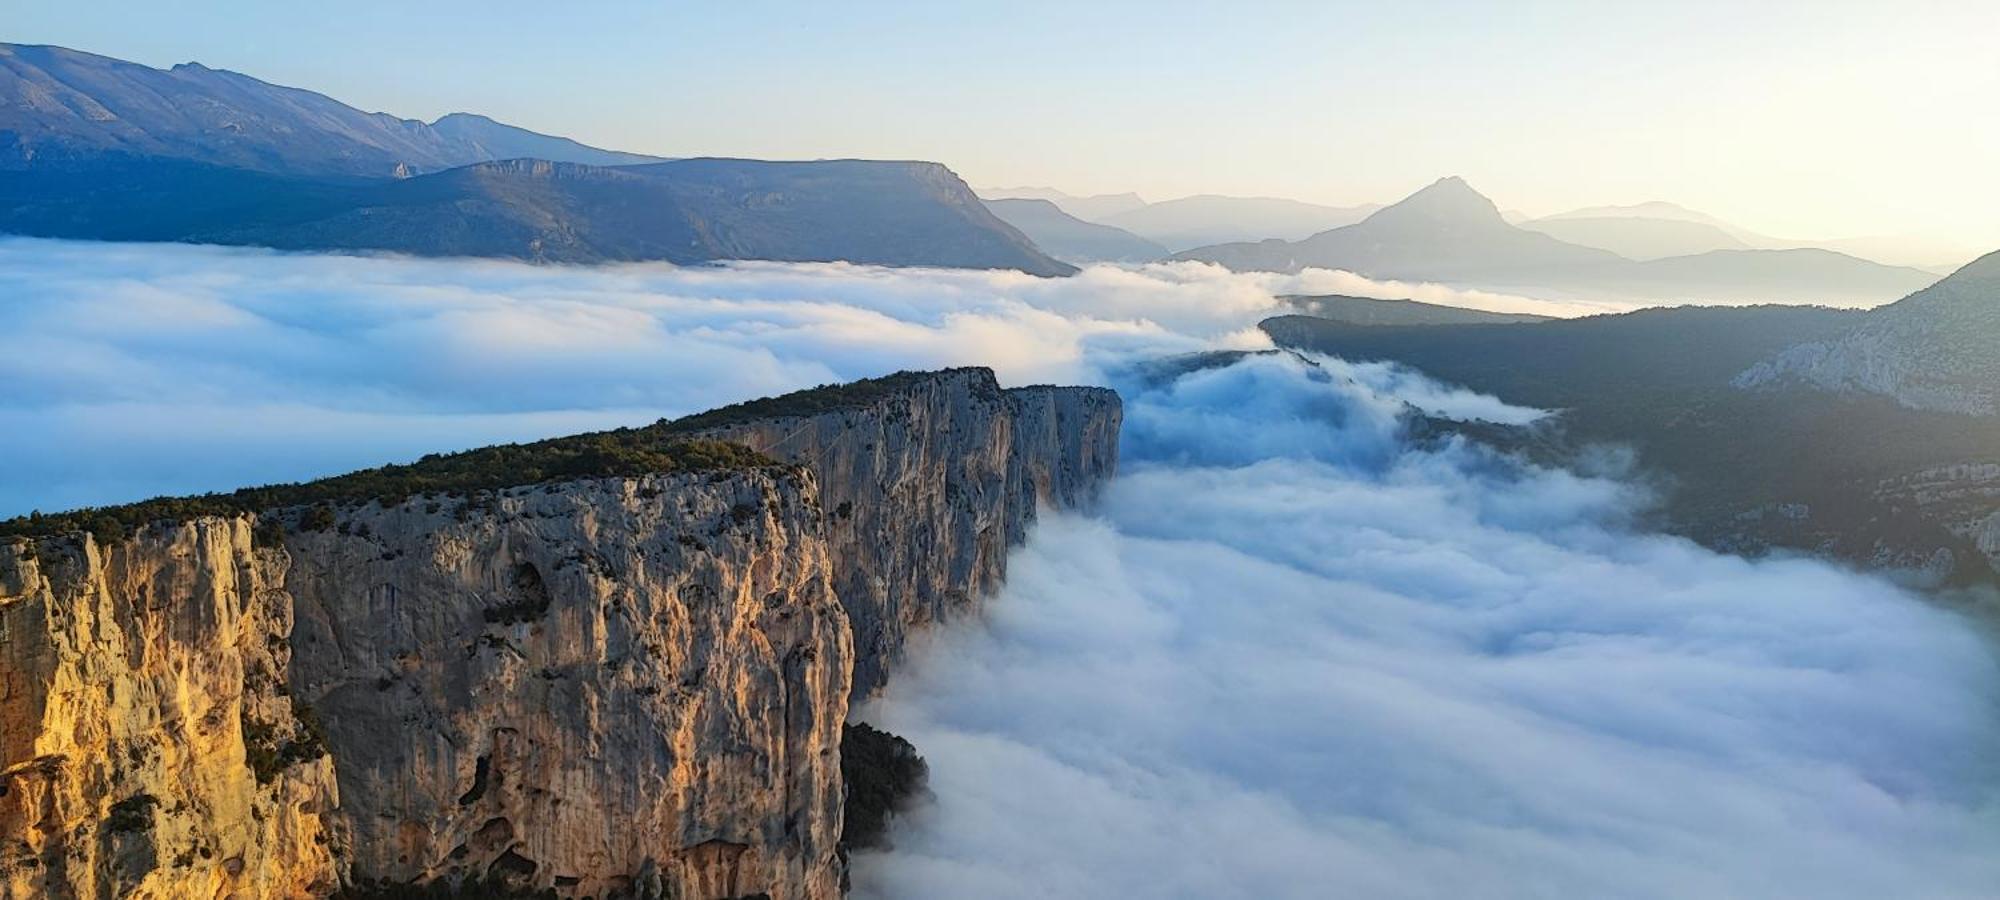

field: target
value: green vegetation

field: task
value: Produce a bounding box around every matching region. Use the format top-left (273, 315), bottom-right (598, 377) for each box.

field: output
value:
top-left (0, 437), bottom-right (778, 544)
top-left (0, 368), bottom-right (994, 544)
top-left (1264, 307), bottom-right (2000, 584)
top-left (664, 368), bottom-right (996, 432)
top-left (839, 721), bottom-right (929, 852)
top-left (104, 793), bottom-right (158, 833)
top-left (242, 701), bottom-right (330, 785)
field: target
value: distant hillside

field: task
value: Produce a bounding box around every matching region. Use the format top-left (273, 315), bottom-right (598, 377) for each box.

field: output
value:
top-left (0, 43), bottom-right (1071, 274)
top-left (1264, 302), bottom-right (2000, 586)
top-left (983, 198), bottom-right (1165, 263)
top-left (1179, 177), bottom-right (1934, 306)
top-left (978, 187), bottom-right (1148, 221)
top-left (1281, 294), bottom-right (1552, 326)
top-left (1519, 215), bottom-right (1750, 260)
top-left (427, 113), bottom-right (665, 167)
top-left (1101, 194), bottom-right (1378, 251)
top-left (0, 153), bottom-right (1074, 273)
top-left (1739, 251), bottom-right (2000, 413)
top-left (0, 43), bottom-right (649, 176)
top-left (1178, 177), bottom-right (1622, 279)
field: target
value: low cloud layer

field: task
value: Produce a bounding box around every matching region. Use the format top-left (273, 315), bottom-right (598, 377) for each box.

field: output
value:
top-left (1, 238), bottom-right (1596, 516)
top-left (9, 239), bottom-right (1997, 898)
top-left (853, 354), bottom-right (2000, 899)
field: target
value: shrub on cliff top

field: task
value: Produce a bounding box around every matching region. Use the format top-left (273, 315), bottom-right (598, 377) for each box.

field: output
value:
top-left (840, 721), bottom-right (930, 852)
top-left (0, 438), bottom-right (778, 542)
top-left (664, 367), bottom-right (995, 433)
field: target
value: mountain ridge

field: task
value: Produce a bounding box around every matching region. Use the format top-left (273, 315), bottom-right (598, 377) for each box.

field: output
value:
top-left (1176, 177), bottom-right (1935, 305)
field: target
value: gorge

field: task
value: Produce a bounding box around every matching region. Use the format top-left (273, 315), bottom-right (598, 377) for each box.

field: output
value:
top-left (0, 370), bottom-right (1121, 898)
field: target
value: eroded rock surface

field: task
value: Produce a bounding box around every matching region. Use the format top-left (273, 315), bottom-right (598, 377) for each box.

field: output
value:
top-left (0, 368), bottom-right (1122, 898)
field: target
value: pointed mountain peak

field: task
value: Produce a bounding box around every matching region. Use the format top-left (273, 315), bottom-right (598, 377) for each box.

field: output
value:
top-left (1367, 176), bottom-right (1504, 226)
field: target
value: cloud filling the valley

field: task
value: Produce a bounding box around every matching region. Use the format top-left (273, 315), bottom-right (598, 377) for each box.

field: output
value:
top-left (7, 238), bottom-right (1998, 898)
top-left (851, 354), bottom-right (2000, 899)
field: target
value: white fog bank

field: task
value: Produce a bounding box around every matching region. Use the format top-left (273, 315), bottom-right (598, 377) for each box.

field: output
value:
top-left (0, 237), bottom-right (1593, 516)
top-left (852, 354), bottom-right (2000, 899)
top-left (7, 238), bottom-right (1997, 899)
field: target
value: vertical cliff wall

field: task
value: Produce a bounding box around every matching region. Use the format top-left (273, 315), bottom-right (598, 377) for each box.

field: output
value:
top-left (683, 370), bottom-right (1121, 696)
top-left (0, 523), bottom-right (342, 900)
top-left (285, 469), bottom-right (852, 899)
top-left (0, 367), bottom-right (1121, 899)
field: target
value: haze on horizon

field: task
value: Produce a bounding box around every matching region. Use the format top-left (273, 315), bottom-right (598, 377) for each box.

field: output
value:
top-left (12, 0), bottom-right (1999, 259)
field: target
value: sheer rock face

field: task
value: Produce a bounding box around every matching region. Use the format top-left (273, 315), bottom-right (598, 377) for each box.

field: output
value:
top-left (0, 522), bottom-right (342, 900)
top-left (284, 469), bottom-right (851, 900)
top-left (0, 368), bottom-right (1122, 899)
top-left (688, 371), bottom-right (1121, 696)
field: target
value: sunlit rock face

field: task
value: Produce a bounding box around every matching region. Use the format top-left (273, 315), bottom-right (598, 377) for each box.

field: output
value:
top-left (283, 469), bottom-right (852, 899)
top-left (0, 522), bottom-right (343, 900)
top-left (688, 370), bottom-right (1122, 698)
top-left (0, 368), bottom-right (1122, 898)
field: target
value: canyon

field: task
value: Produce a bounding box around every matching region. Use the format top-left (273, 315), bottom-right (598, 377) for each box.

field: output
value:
top-left (0, 369), bottom-right (1120, 899)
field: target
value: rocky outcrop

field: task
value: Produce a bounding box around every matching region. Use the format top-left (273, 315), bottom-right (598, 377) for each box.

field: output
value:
top-left (1736, 249), bottom-right (2000, 414)
top-left (0, 522), bottom-right (342, 900)
top-left (0, 368), bottom-right (1122, 898)
top-left (684, 370), bottom-right (1121, 696)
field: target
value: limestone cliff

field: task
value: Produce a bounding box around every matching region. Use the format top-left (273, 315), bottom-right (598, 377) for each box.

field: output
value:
top-left (0, 368), bottom-right (1122, 898)
top-left (681, 369), bottom-right (1121, 696)
top-left (1, 521), bottom-right (342, 899)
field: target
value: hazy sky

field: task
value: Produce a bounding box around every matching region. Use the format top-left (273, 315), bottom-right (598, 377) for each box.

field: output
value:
top-left (12, 0), bottom-right (2000, 247)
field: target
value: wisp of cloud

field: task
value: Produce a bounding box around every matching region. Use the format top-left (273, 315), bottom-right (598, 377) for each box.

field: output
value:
top-left (851, 353), bottom-right (2000, 899)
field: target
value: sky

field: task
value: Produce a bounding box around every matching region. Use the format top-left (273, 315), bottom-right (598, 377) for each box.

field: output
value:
top-left (10, 0), bottom-right (2000, 250)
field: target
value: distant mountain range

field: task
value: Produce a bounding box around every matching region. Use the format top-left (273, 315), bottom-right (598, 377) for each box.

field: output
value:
top-left (0, 43), bottom-right (1070, 274)
top-left (1522, 201), bottom-right (1982, 273)
top-left (1262, 251), bottom-right (2000, 586)
top-left (982, 198), bottom-right (1166, 263)
top-left (978, 187), bottom-right (1378, 253)
top-left (980, 187), bottom-right (1148, 222)
top-left (1175, 177), bottom-right (1936, 306)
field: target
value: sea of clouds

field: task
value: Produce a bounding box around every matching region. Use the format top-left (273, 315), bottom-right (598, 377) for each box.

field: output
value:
top-left (0, 237), bottom-right (1586, 516)
top-left (850, 354), bottom-right (2000, 898)
top-left (7, 238), bottom-right (1998, 897)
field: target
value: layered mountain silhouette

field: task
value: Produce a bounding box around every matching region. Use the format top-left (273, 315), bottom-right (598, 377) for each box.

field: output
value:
top-left (979, 187), bottom-right (1149, 222)
top-left (1520, 214), bottom-right (1751, 260)
top-left (980, 187), bottom-right (1379, 251)
top-left (0, 43), bottom-right (1070, 274)
top-left (1098, 194), bottom-right (1378, 251)
top-left (1176, 177), bottom-right (1934, 305)
top-left (1178, 177), bottom-right (1619, 278)
top-left (982, 198), bottom-right (1166, 263)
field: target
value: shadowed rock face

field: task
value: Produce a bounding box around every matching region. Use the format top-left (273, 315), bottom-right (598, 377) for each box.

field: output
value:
top-left (686, 371), bottom-right (1122, 697)
top-left (287, 470), bottom-right (851, 899)
top-left (0, 368), bottom-right (1122, 898)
